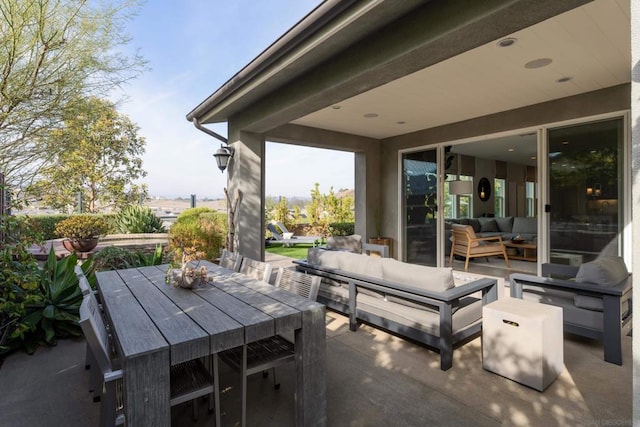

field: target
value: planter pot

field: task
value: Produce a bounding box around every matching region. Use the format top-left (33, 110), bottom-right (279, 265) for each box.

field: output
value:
top-left (63, 238), bottom-right (100, 253)
top-left (368, 237), bottom-right (393, 258)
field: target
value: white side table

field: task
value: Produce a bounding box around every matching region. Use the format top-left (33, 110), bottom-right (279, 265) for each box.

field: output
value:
top-left (483, 298), bottom-right (564, 391)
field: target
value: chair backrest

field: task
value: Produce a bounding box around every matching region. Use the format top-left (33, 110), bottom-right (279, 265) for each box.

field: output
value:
top-left (220, 249), bottom-right (243, 272)
top-left (79, 295), bottom-right (112, 374)
top-left (239, 257), bottom-right (273, 283)
top-left (267, 223), bottom-right (284, 240)
top-left (451, 224), bottom-right (479, 248)
top-left (276, 222), bottom-right (290, 234)
top-left (76, 268), bottom-right (93, 297)
top-left (274, 267), bottom-right (321, 301)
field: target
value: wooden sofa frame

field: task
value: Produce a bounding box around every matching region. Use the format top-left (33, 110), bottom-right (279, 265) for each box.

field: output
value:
top-left (294, 259), bottom-right (498, 370)
top-left (510, 263), bottom-right (632, 365)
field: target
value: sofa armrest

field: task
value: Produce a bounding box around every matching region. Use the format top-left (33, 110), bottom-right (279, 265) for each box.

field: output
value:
top-left (541, 263), bottom-right (580, 278)
top-left (510, 273), bottom-right (632, 298)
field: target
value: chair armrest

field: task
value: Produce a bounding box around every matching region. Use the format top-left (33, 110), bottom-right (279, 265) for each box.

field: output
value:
top-left (474, 236), bottom-right (503, 243)
top-left (510, 273), bottom-right (632, 297)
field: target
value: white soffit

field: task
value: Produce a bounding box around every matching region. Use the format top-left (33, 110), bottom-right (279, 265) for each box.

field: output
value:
top-left (291, 0), bottom-right (630, 139)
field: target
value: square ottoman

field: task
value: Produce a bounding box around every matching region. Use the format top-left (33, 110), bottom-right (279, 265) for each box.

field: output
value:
top-left (483, 298), bottom-right (564, 391)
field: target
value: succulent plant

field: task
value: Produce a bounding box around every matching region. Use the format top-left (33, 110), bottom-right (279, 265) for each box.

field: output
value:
top-left (114, 205), bottom-right (166, 234)
top-left (54, 215), bottom-right (110, 239)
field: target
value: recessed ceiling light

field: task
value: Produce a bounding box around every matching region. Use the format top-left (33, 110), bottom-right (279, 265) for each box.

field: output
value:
top-left (332, 105), bottom-right (341, 110)
top-left (396, 121), bottom-right (406, 125)
top-left (525, 58), bottom-right (552, 69)
top-left (556, 76), bottom-right (573, 83)
top-left (508, 148), bottom-right (515, 152)
top-left (363, 113), bottom-right (378, 118)
top-left (562, 141), bottom-right (569, 145)
top-left (497, 38), bottom-right (517, 48)
top-left (590, 150), bottom-right (597, 154)
top-left (530, 156), bottom-right (536, 160)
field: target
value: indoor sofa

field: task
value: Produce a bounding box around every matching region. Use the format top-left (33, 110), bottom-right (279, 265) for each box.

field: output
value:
top-left (294, 248), bottom-right (498, 370)
top-left (445, 216), bottom-right (537, 254)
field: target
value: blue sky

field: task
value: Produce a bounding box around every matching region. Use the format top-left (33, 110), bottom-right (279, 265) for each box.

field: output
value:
top-left (114, 0), bottom-right (354, 199)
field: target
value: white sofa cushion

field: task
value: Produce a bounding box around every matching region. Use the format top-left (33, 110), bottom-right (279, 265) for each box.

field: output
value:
top-left (338, 251), bottom-right (383, 279)
top-left (381, 258), bottom-right (454, 292)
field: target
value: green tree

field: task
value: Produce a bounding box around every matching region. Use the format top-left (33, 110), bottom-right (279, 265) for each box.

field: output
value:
top-left (0, 0), bottom-right (146, 196)
top-left (27, 97), bottom-right (147, 213)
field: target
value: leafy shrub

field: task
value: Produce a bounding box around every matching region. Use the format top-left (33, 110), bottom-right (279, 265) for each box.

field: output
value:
top-left (92, 246), bottom-right (138, 271)
top-left (23, 215), bottom-right (70, 240)
top-left (169, 208), bottom-right (227, 263)
top-left (0, 215), bottom-right (42, 354)
top-left (113, 205), bottom-right (166, 234)
top-left (328, 222), bottom-right (355, 236)
top-left (1, 215), bottom-right (89, 355)
top-left (93, 244), bottom-right (169, 271)
top-left (54, 215), bottom-right (110, 239)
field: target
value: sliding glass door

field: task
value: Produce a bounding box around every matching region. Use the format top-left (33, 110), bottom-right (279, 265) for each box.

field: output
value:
top-left (402, 149), bottom-right (438, 266)
top-left (547, 118), bottom-right (624, 264)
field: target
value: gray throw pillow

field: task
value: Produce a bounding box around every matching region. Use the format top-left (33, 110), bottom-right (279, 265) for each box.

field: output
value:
top-left (478, 218), bottom-right (498, 232)
top-left (575, 256), bottom-right (629, 286)
top-left (494, 216), bottom-right (514, 233)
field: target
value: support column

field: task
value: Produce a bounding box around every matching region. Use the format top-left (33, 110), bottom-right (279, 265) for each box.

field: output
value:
top-left (631, 0), bottom-right (639, 423)
top-left (227, 128), bottom-right (265, 261)
top-left (354, 146), bottom-right (381, 245)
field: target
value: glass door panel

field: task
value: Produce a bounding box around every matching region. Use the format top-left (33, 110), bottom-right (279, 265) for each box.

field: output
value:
top-left (403, 149), bottom-right (437, 266)
top-left (547, 118), bottom-right (624, 264)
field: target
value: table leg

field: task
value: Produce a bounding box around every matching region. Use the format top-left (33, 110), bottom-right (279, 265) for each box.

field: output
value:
top-left (124, 349), bottom-right (170, 427)
top-left (295, 305), bottom-right (327, 426)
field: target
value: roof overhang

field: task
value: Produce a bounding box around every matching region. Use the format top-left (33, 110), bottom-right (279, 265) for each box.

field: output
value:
top-left (187, 0), bottom-right (630, 140)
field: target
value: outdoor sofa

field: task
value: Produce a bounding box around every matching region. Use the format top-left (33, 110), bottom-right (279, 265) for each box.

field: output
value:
top-left (510, 256), bottom-right (632, 365)
top-left (294, 247), bottom-right (498, 370)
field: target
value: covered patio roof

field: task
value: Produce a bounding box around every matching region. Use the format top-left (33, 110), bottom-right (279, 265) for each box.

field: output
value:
top-left (187, 0), bottom-right (629, 141)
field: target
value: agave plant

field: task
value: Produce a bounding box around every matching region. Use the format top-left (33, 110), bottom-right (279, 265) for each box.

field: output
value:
top-left (20, 249), bottom-right (87, 353)
top-left (114, 205), bottom-right (166, 234)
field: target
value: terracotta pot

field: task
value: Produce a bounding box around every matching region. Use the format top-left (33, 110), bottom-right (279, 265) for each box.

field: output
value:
top-left (63, 238), bottom-right (99, 253)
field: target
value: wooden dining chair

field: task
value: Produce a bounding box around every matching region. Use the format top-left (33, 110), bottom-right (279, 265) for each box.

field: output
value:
top-left (220, 267), bottom-right (320, 426)
top-left (449, 223), bottom-right (510, 271)
top-left (79, 295), bottom-right (218, 426)
top-left (238, 257), bottom-right (273, 284)
top-left (219, 249), bottom-right (243, 272)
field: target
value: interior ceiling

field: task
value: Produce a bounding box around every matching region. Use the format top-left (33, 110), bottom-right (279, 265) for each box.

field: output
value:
top-left (290, 0), bottom-right (630, 164)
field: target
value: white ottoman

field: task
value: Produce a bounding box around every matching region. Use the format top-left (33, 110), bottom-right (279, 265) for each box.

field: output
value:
top-left (483, 298), bottom-right (564, 391)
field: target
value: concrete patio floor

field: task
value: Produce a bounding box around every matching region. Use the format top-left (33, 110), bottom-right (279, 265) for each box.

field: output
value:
top-left (0, 254), bottom-right (632, 426)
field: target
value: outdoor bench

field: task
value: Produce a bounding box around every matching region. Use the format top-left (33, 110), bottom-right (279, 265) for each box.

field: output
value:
top-left (294, 248), bottom-right (498, 370)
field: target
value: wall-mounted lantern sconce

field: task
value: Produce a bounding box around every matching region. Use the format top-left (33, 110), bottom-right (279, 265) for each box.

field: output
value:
top-left (586, 186), bottom-right (593, 196)
top-left (213, 145), bottom-right (235, 172)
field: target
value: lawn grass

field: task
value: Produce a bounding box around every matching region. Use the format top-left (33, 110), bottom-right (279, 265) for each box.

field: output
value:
top-left (264, 242), bottom-right (316, 260)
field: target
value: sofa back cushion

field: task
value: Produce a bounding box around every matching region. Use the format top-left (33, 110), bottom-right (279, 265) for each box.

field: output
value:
top-left (494, 216), bottom-right (514, 233)
top-left (307, 247), bottom-right (342, 269)
top-left (512, 217), bottom-right (537, 235)
top-left (326, 234), bottom-right (362, 254)
top-left (381, 258), bottom-right (454, 292)
top-left (478, 217), bottom-right (498, 232)
top-left (575, 256), bottom-right (629, 286)
top-left (338, 251), bottom-right (384, 279)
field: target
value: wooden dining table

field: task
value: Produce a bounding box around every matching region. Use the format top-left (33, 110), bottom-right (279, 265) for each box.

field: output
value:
top-left (95, 260), bottom-right (327, 426)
